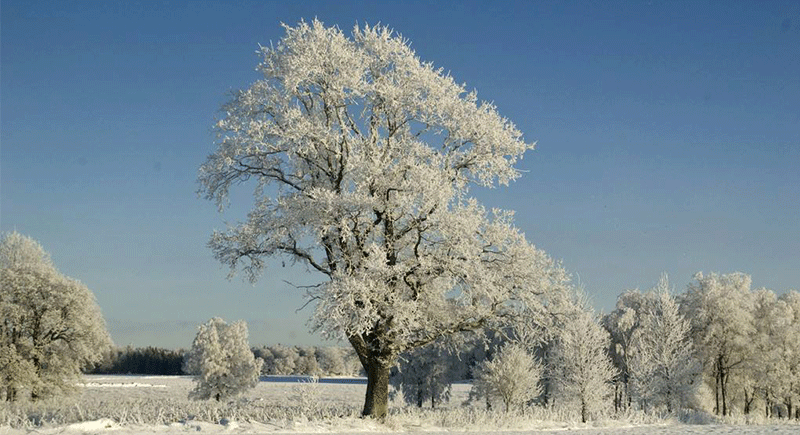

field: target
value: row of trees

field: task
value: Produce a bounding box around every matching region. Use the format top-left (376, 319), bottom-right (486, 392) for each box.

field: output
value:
top-left (90, 346), bottom-right (186, 375)
top-left (253, 345), bottom-right (362, 377)
top-left (86, 344), bottom-right (362, 377)
top-left (2, 232), bottom-right (797, 423)
top-left (605, 273), bottom-right (800, 419)
top-left (391, 291), bottom-right (617, 422)
top-left (389, 273), bottom-right (798, 422)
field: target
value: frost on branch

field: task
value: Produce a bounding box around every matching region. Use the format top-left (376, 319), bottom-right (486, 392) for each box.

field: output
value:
top-left (198, 19), bottom-right (567, 417)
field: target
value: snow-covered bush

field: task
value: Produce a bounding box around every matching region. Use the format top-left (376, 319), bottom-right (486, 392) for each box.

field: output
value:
top-left (471, 343), bottom-right (543, 413)
top-left (0, 232), bottom-right (112, 401)
top-left (293, 375), bottom-right (321, 415)
top-left (184, 318), bottom-right (263, 401)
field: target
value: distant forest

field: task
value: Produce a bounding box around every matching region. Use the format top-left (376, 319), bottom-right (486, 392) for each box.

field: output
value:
top-left (86, 345), bottom-right (364, 377)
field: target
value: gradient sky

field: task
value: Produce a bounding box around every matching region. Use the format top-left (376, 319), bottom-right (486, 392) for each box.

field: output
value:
top-left (2, 0), bottom-right (798, 349)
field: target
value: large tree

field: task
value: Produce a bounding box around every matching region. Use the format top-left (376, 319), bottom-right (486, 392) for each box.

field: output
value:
top-left (199, 20), bottom-right (567, 418)
top-left (0, 232), bottom-right (112, 401)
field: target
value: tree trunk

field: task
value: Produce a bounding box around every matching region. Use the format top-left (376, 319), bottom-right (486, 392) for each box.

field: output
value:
top-left (362, 359), bottom-right (391, 418)
top-left (714, 366), bottom-right (721, 415)
top-left (720, 359), bottom-right (729, 417)
top-left (581, 398), bottom-right (588, 423)
top-left (765, 389), bottom-right (772, 418)
top-left (743, 388), bottom-right (753, 415)
top-left (350, 333), bottom-right (394, 419)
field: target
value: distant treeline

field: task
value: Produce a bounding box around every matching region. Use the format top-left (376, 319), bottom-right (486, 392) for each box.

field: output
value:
top-left (252, 345), bottom-right (364, 377)
top-left (88, 346), bottom-right (186, 375)
top-left (85, 345), bottom-right (365, 377)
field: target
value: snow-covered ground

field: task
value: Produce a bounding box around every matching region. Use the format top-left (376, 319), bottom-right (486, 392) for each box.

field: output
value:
top-left (1, 375), bottom-right (798, 435)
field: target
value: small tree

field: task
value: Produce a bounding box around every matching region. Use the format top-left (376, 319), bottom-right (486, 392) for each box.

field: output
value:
top-left (392, 342), bottom-right (456, 409)
top-left (184, 318), bottom-right (263, 401)
top-left (602, 290), bottom-right (648, 412)
top-left (628, 274), bottom-right (700, 413)
top-left (1, 232), bottom-right (112, 401)
top-left (549, 304), bottom-right (616, 423)
top-left (471, 342), bottom-right (543, 413)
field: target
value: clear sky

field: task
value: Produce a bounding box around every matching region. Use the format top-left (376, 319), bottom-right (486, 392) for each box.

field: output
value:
top-left (2, 0), bottom-right (798, 349)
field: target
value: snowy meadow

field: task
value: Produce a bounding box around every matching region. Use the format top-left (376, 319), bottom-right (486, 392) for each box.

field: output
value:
top-left (2, 375), bottom-right (799, 435)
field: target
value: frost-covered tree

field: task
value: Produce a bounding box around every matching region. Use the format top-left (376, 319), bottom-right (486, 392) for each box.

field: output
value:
top-left (628, 274), bottom-right (700, 413)
top-left (751, 289), bottom-right (800, 419)
top-left (602, 289), bottom-right (648, 412)
top-left (549, 300), bottom-right (616, 423)
top-left (198, 20), bottom-right (568, 417)
top-left (471, 342), bottom-right (543, 413)
top-left (315, 347), bottom-right (348, 376)
top-left (184, 318), bottom-right (263, 401)
top-left (680, 272), bottom-right (755, 416)
top-left (748, 289), bottom-right (782, 416)
top-left (778, 291), bottom-right (800, 419)
top-left (0, 232), bottom-right (112, 401)
top-left (391, 342), bottom-right (456, 408)
top-left (270, 345), bottom-right (299, 375)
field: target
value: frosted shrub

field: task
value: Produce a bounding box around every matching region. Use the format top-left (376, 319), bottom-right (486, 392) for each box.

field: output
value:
top-left (293, 376), bottom-right (321, 416)
top-left (471, 343), bottom-right (543, 413)
top-left (184, 318), bottom-right (263, 401)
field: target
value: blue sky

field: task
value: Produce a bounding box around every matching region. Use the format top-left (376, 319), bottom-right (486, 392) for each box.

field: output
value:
top-left (2, 0), bottom-right (798, 349)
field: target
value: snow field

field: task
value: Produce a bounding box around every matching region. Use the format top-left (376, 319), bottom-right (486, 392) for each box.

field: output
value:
top-left (1, 375), bottom-right (799, 434)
